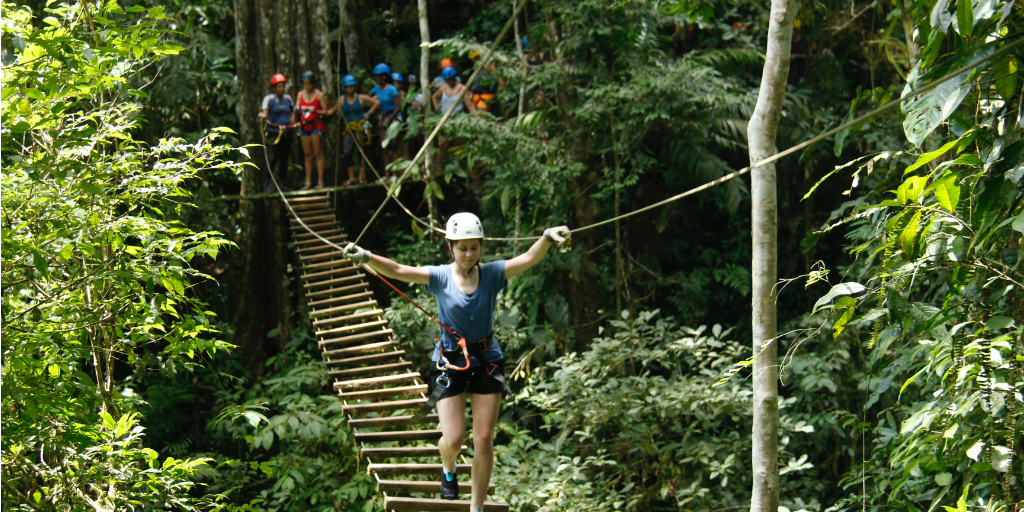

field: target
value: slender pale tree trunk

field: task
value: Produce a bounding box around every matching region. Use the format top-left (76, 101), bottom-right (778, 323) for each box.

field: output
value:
top-left (418, 0), bottom-right (438, 230)
top-left (899, 0), bottom-right (921, 68)
top-left (747, 0), bottom-right (796, 510)
top-left (512, 0), bottom-right (526, 116)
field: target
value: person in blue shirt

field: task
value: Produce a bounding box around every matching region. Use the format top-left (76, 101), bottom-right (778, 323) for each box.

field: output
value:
top-left (258, 73), bottom-right (296, 192)
top-left (370, 63), bottom-right (404, 181)
top-left (342, 213), bottom-right (570, 510)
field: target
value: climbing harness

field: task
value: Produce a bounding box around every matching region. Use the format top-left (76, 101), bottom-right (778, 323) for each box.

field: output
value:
top-left (259, 120), bottom-right (299, 146)
top-left (344, 120), bottom-right (372, 146)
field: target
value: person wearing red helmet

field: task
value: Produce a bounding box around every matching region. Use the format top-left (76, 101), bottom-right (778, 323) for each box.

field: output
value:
top-left (258, 73), bottom-right (296, 192)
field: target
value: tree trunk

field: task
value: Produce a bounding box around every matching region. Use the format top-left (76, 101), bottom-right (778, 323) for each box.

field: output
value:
top-left (746, 0), bottom-right (796, 510)
top-left (418, 0), bottom-right (432, 115)
top-left (566, 168), bottom-right (602, 352)
top-left (512, 0), bottom-right (526, 117)
top-left (899, 0), bottom-right (921, 68)
top-left (339, 0), bottom-right (367, 78)
top-left (232, 0), bottom-right (337, 378)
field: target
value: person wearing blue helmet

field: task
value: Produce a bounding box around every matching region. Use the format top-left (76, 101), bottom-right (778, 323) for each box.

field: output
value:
top-left (325, 74), bottom-right (380, 186)
top-left (431, 66), bottom-right (476, 170)
top-left (370, 63), bottom-right (403, 180)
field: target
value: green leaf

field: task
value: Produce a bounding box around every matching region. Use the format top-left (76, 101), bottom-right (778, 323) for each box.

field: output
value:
top-left (934, 175), bottom-right (960, 211)
top-left (984, 316), bottom-right (1014, 331)
top-left (904, 138), bottom-right (962, 175)
top-left (901, 47), bottom-right (993, 146)
top-left (832, 296), bottom-right (857, 340)
top-left (813, 282), bottom-right (866, 312)
top-left (957, 0), bottom-right (974, 38)
top-left (80, 182), bottom-right (103, 195)
top-left (993, 56), bottom-right (1019, 101)
top-left (935, 472), bottom-right (953, 486)
top-left (266, 327), bottom-right (280, 338)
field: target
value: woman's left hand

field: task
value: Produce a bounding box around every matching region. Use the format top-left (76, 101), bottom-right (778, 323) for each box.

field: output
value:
top-left (543, 226), bottom-right (571, 244)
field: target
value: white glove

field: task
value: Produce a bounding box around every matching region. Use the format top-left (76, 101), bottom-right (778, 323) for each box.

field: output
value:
top-left (362, 120), bottom-right (371, 132)
top-left (342, 243), bottom-right (372, 264)
top-left (543, 226), bottom-right (571, 244)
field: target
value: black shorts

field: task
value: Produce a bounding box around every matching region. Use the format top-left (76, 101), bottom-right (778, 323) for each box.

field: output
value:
top-left (430, 359), bottom-right (505, 401)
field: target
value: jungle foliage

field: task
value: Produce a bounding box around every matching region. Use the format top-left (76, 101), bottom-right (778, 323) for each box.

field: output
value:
top-left (2, 0), bottom-right (1022, 510)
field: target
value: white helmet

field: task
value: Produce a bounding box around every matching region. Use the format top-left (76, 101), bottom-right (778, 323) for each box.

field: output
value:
top-left (445, 212), bottom-right (484, 240)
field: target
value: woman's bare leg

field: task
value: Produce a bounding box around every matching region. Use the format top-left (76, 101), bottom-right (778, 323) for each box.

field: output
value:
top-left (469, 392), bottom-right (501, 511)
top-left (311, 134), bottom-right (325, 185)
top-left (299, 135), bottom-right (314, 187)
top-left (436, 393), bottom-right (467, 479)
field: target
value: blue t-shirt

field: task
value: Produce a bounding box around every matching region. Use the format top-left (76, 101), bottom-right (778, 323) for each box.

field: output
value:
top-left (261, 93), bottom-right (293, 127)
top-left (425, 261), bottom-right (506, 367)
top-left (371, 84), bottom-right (400, 112)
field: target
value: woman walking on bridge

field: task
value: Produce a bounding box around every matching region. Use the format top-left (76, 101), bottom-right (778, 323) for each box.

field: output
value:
top-left (325, 74), bottom-right (379, 186)
top-left (342, 214), bottom-right (569, 510)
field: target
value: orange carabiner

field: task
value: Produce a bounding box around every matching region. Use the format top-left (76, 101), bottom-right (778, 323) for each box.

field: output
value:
top-left (448, 338), bottom-right (471, 371)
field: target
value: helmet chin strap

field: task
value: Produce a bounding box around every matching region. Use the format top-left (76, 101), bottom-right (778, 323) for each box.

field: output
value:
top-left (447, 242), bottom-right (478, 276)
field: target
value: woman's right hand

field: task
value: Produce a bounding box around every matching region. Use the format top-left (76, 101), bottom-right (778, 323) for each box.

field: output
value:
top-left (258, 111), bottom-right (268, 119)
top-left (342, 243), bottom-right (372, 264)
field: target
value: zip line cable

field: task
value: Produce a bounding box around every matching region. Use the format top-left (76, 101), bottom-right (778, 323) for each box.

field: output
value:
top-left (346, 36), bottom-right (1023, 243)
top-left (350, 0), bottom-right (529, 246)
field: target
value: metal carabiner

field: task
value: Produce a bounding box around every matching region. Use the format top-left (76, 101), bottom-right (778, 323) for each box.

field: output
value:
top-left (435, 371), bottom-right (451, 388)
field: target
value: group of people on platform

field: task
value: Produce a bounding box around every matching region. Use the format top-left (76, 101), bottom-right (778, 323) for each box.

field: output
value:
top-left (258, 57), bottom-right (493, 192)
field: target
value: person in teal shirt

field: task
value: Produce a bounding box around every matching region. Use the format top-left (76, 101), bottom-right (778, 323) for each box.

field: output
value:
top-left (370, 63), bottom-right (404, 180)
top-left (343, 213), bottom-right (570, 510)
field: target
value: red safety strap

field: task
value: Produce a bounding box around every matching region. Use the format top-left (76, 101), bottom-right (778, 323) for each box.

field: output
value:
top-left (266, 120), bottom-right (301, 129)
top-left (357, 263), bottom-right (472, 370)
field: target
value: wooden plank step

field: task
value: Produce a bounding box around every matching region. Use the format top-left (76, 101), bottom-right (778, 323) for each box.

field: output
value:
top-left (361, 446), bottom-right (451, 457)
top-left (320, 329), bottom-right (392, 348)
top-left (309, 299), bottom-right (377, 318)
top-left (306, 282), bottom-right (367, 299)
top-left (341, 396), bottom-right (425, 413)
top-left (316, 319), bottom-right (387, 337)
top-left (290, 220), bottom-right (336, 232)
top-left (289, 213), bottom-right (334, 224)
top-left (348, 413), bottom-right (439, 428)
top-left (324, 340), bottom-right (394, 358)
top-left (377, 480), bottom-right (493, 495)
top-left (313, 309), bottom-right (383, 328)
top-left (288, 194), bottom-right (329, 202)
top-left (355, 429), bottom-right (442, 443)
top-left (308, 291), bottom-right (374, 308)
top-left (370, 464), bottom-right (471, 476)
top-left (303, 265), bottom-right (362, 281)
top-left (291, 206), bottom-right (331, 214)
top-left (334, 371), bottom-right (419, 390)
top-left (303, 273), bottom-right (366, 289)
top-left (300, 250), bottom-right (348, 262)
top-left (293, 234), bottom-right (346, 249)
top-left (293, 228), bottom-right (343, 242)
top-left (327, 349), bottom-right (405, 367)
top-left (302, 257), bottom-right (354, 271)
top-left (330, 361), bottom-right (412, 378)
top-left (384, 497), bottom-right (507, 512)
top-left (338, 383), bottom-right (427, 401)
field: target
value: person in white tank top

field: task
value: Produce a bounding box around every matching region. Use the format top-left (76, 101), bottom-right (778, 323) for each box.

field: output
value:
top-left (431, 65), bottom-right (476, 170)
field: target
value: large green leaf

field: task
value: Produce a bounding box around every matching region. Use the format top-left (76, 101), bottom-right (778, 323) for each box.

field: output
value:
top-left (993, 55), bottom-right (1019, 101)
top-left (901, 46), bottom-right (994, 146)
top-left (933, 174), bottom-right (961, 211)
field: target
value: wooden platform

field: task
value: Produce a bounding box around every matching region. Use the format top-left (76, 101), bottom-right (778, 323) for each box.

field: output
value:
top-left (290, 196), bottom-right (508, 512)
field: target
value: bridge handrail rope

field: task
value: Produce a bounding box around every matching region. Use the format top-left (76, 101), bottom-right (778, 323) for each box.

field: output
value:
top-left (348, 36), bottom-right (1023, 242)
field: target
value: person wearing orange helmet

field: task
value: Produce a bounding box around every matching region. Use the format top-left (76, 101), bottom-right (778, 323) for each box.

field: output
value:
top-left (258, 73), bottom-right (296, 192)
